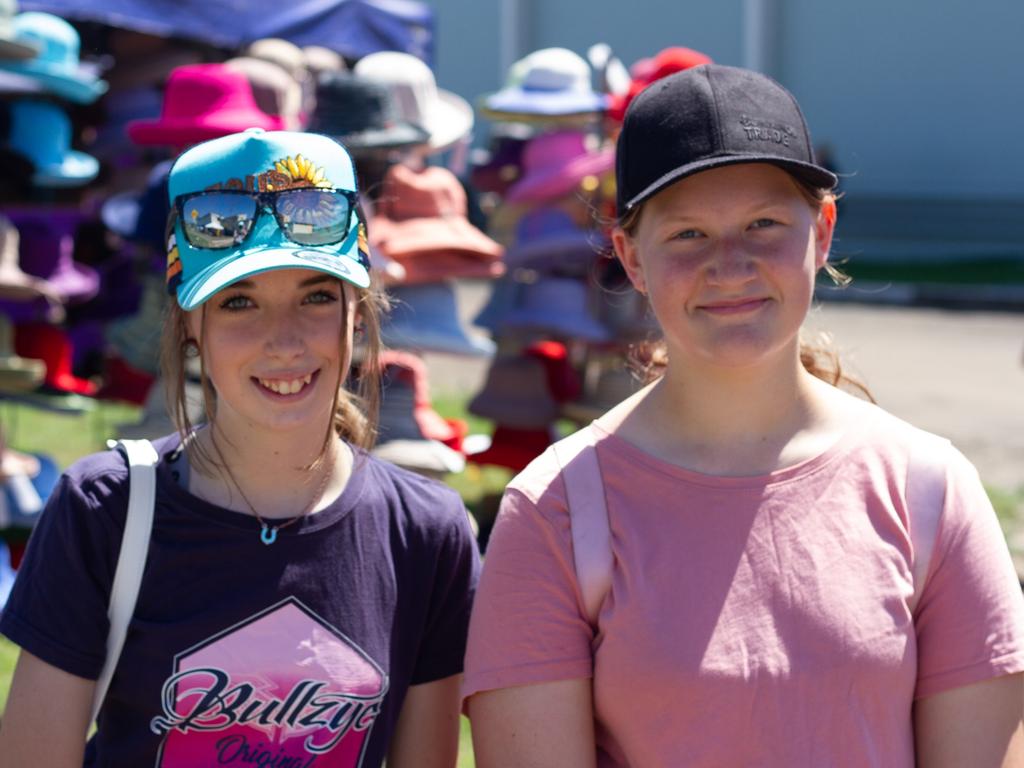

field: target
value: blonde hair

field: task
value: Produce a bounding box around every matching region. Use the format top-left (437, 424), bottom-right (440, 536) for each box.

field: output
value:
top-left (159, 278), bottom-right (389, 473)
top-left (616, 173), bottom-right (874, 401)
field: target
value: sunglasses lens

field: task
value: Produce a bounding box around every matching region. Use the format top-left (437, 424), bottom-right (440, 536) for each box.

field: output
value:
top-left (274, 189), bottom-right (352, 246)
top-left (180, 193), bottom-right (257, 249)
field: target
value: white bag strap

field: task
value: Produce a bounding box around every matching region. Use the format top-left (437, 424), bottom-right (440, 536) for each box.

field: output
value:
top-left (906, 435), bottom-right (950, 615)
top-left (91, 438), bottom-right (158, 724)
top-left (552, 426), bottom-right (612, 628)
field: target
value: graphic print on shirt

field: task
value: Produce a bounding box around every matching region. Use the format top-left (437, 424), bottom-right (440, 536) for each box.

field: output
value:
top-left (150, 597), bottom-right (388, 767)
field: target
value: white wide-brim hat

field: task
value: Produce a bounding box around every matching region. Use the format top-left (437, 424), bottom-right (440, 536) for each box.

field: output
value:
top-left (355, 51), bottom-right (473, 153)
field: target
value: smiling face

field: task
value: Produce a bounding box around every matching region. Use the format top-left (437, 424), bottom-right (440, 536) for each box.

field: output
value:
top-left (186, 268), bottom-right (357, 439)
top-left (613, 163), bottom-right (835, 374)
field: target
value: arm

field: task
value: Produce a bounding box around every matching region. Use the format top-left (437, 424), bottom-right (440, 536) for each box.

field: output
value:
top-left (914, 673), bottom-right (1024, 768)
top-left (468, 679), bottom-right (597, 768)
top-left (386, 674), bottom-right (462, 768)
top-left (0, 649), bottom-right (94, 767)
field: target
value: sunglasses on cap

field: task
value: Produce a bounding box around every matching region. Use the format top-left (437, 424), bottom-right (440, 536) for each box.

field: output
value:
top-left (173, 187), bottom-right (358, 250)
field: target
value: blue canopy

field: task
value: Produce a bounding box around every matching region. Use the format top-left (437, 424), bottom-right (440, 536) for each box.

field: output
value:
top-left (21, 0), bottom-right (434, 62)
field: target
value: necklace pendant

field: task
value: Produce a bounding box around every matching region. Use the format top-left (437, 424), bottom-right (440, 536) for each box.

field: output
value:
top-left (260, 524), bottom-right (278, 545)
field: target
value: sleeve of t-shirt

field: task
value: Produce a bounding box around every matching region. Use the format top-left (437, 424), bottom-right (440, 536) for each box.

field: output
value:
top-left (410, 505), bottom-right (482, 686)
top-left (0, 465), bottom-right (125, 680)
top-left (462, 482), bottom-right (594, 701)
top-left (913, 446), bottom-right (1024, 699)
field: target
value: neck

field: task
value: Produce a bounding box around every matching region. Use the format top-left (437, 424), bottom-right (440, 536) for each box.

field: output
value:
top-left (611, 349), bottom-right (847, 475)
top-left (189, 418), bottom-right (348, 519)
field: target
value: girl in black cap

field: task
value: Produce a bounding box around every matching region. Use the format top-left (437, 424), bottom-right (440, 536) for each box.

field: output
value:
top-left (463, 64), bottom-right (1024, 767)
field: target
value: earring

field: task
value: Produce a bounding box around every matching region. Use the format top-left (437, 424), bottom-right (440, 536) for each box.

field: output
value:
top-left (353, 322), bottom-right (366, 341)
top-left (182, 339), bottom-right (200, 358)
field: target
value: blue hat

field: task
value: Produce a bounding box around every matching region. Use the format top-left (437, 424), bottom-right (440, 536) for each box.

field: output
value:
top-left (382, 281), bottom-right (495, 357)
top-left (166, 128), bottom-right (371, 311)
top-left (8, 100), bottom-right (98, 187)
top-left (482, 48), bottom-right (608, 118)
top-left (0, 13), bottom-right (107, 104)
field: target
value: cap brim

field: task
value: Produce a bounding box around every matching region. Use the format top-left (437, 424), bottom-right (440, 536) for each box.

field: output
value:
top-left (624, 154), bottom-right (838, 212)
top-left (177, 240), bottom-right (370, 311)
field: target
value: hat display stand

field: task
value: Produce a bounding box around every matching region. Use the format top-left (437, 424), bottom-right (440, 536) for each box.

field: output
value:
top-left (459, 43), bottom-right (683, 476)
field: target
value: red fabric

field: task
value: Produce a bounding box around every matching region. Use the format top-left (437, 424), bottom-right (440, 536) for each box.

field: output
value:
top-left (96, 355), bottom-right (156, 406)
top-left (608, 47), bottom-right (713, 123)
top-left (14, 322), bottom-right (97, 396)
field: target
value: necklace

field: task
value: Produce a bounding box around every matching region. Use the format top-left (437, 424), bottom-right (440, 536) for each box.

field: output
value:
top-left (209, 432), bottom-right (335, 545)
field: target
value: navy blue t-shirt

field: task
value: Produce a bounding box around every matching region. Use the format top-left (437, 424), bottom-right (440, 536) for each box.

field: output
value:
top-left (0, 434), bottom-right (480, 767)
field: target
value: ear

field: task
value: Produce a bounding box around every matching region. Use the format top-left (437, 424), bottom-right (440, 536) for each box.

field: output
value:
top-left (813, 198), bottom-right (837, 270)
top-left (611, 227), bottom-right (646, 295)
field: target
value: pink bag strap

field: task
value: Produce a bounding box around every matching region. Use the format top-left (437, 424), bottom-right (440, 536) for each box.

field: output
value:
top-left (552, 425), bottom-right (612, 628)
top-left (906, 433), bottom-right (950, 615)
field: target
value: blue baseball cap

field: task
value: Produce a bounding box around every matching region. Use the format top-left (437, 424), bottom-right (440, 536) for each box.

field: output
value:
top-left (166, 128), bottom-right (371, 311)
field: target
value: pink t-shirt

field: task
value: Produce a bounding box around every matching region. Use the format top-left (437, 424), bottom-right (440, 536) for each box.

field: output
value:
top-left (463, 406), bottom-right (1024, 767)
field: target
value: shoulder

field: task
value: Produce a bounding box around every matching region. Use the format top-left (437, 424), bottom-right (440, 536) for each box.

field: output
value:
top-left (831, 393), bottom-right (957, 467)
top-left (357, 450), bottom-right (471, 536)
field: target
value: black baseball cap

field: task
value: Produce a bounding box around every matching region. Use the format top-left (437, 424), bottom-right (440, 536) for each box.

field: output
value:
top-left (615, 64), bottom-right (837, 216)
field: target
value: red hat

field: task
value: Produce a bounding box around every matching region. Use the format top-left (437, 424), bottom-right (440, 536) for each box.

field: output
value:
top-left (467, 425), bottom-right (555, 473)
top-left (608, 46), bottom-right (713, 123)
top-left (14, 322), bottom-right (97, 396)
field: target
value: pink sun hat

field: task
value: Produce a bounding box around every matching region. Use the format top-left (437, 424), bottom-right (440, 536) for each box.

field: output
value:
top-left (505, 129), bottom-right (614, 204)
top-left (127, 63), bottom-right (278, 148)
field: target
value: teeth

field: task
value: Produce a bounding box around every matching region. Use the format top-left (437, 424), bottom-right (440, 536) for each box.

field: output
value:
top-left (258, 375), bottom-right (312, 395)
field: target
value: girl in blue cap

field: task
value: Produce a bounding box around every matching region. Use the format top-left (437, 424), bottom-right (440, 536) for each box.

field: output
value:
top-left (463, 65), bottom-right (1024, 766)
top-left (0, 129), bottom-right (479, 767)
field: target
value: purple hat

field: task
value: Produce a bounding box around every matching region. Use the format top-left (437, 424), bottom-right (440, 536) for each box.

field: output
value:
top-left (0, 216), bottom-right (59, 302)
top-left (505, 208), bottom-right (604, 272)
top-left (9, 217), bottom-right (98, 304)
top-left (505, 130), bottom-right (614, 204)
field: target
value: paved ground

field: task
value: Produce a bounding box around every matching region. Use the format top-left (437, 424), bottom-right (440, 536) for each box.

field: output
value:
top-left (425, 282), bottom-right (1024, 492)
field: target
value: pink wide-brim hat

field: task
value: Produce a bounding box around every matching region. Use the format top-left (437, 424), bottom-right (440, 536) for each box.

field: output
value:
top-left (371, 163), bottom-right (504, 264)
top-left (505, 129), bottom-right (614, 204)
top-left (127, 63), bottom-right (278, 148)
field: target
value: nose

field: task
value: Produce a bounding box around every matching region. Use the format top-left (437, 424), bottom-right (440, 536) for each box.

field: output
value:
top-left (262, 309), bottom-right (306, 358)
top-left (705, 239), bottom-right (756, 286)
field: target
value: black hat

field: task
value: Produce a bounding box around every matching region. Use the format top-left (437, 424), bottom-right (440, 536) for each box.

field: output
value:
top-left (615, 64), bottom-right (837, 215)
top-left (309, 72), bottom-right (430, 153)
